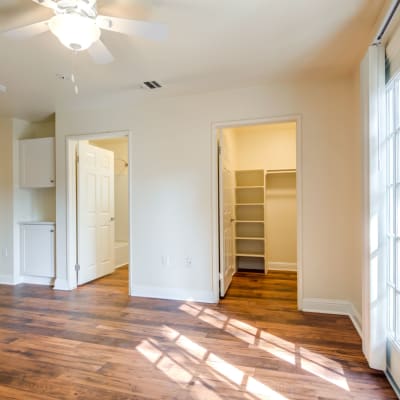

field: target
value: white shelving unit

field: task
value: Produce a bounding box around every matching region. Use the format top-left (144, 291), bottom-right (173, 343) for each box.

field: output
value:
top-left (235, 169), bottom-right (266, 272)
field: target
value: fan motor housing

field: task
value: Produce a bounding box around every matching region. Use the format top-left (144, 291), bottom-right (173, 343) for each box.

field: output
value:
top-left (54, 0), bottom-right (97, 19)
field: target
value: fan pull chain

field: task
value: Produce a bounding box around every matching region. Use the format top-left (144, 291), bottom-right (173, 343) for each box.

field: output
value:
top-left (71, 50), bottom-right (80, 95)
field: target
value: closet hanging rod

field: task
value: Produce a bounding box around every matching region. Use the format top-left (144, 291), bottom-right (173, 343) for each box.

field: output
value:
top-left (266, 169), bottom-right (296, 175)
top-left (373, 0), bottom-right (400, 44)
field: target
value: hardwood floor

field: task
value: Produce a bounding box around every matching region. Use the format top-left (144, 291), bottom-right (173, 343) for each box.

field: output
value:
top-left (0, 267), bottom-right (395, 399)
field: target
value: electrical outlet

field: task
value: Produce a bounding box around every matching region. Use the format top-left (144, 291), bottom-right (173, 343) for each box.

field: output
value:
top-left (162, 256), bottom-right (171, 266)
top-left (185, 257), bottom-right (192, 267)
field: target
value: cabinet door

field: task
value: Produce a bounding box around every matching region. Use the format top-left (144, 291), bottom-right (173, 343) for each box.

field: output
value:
top-left (19, 137), bottom-right (55, 188)
top-left (21, 225), bottom-right (55, 277)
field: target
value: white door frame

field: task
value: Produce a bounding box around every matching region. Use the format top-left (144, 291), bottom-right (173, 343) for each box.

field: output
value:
top-left (211, 115), bottom-right (303, 308)
top-left (65, 130), bottom-right (133, 293)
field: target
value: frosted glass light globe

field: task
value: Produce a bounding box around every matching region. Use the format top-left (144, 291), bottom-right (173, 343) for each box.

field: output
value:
top-left (49, 14), bottom-right (101, 51)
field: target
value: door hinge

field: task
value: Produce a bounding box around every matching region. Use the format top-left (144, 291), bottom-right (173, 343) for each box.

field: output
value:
top-left (75, 263), bottom-right (80, 272)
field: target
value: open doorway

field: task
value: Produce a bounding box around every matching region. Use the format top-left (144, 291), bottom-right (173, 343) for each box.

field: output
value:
top-left (66, 131), bottom-right (132, 292)
top-left (216, 118), bottom-right (301, 306)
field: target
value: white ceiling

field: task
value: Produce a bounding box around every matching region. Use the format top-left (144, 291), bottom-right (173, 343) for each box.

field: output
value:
top-left (0, 0), bottom-right (389, 121)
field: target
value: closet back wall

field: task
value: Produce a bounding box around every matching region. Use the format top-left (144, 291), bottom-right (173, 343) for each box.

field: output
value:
top-left (229, 122), bottom-right (296, 170)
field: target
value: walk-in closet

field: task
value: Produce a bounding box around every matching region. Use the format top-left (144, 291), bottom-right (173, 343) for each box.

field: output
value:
top-left (220, 121), bottom-right (297, 278)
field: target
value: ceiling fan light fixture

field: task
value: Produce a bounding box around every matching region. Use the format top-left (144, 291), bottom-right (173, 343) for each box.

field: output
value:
top-left (49, 14), bottom-right (100, 51)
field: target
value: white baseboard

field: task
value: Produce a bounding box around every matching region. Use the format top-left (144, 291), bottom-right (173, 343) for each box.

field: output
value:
top-left (349, 303), bottom-right (362, 338)
top-left (115, 263), bottom-right (128, 270)
top-left (0, 274), bottom-right (18, 285)
top-left (268, 262), bottom-right (297, 271)
top-left (19, 276), bottom-right (54, 286)
top-left (302, 298), bottom-right (362, 338)
top-left (131, 284), bottom-right (217, 303)
top-left (386, 371), bottom-right (400, 399)
top-left (53, 278), bottom-right (71, 291)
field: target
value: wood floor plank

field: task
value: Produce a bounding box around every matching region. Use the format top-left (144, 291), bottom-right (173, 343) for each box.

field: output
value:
top-left (0, 266), bottom-right (395, 399)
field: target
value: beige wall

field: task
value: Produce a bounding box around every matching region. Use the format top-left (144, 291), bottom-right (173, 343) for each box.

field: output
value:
top-left (231, 122), bottom-right (296, 171)
top-left (55, 76), bottom-right (361, 312)
top-left (12, 117), bottom-right (56, 283)
top-left (0, 117), bottom-right (14, 280)
top-left (13, 118), bottom-right (56, 223)
top-left (266, 173), bottom-right (297, 265)
top-left (90, 138), bottom-right (129, 242)
top-left (221, 128), bottom-right (238, 171)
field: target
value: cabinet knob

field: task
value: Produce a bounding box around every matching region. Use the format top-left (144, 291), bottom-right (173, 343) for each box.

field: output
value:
top-left (50, 230), bottom-right (54, 233)
top-left (50, 180), bottom-right (55, 183)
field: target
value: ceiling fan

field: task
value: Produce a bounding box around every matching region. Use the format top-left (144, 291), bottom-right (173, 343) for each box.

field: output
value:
top-left (3, 0), bottom-right (168, 64)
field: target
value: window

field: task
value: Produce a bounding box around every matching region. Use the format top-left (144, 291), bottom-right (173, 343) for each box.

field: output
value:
top-left (387, 77), bottom-right (400, 343)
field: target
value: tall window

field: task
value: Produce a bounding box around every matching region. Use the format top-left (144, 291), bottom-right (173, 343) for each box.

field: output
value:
top-left (387, 77), bottom-right (400, 343)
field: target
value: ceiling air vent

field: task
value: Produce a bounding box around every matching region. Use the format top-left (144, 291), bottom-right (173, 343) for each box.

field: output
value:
top-left (142, 81), bottom-right (162, 90)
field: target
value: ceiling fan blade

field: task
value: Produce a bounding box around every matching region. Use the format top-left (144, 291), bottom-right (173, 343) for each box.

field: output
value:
top-left (3, 19), bottom-right (50, 39)
top-left (97, 15), bottom-right (167, 40)
top-left (32, 0), bottom-right (57, 9)
top-left (88, 40), bottom-right (114, 64)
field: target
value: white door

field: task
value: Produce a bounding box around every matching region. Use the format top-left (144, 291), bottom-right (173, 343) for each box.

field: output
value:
top-left (77, 141), bottom-right (115, 285)
top-left (219, 135), bottom-right (235, 297)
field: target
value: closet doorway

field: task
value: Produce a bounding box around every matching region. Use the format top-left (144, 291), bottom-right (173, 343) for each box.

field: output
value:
top-left (66, 131), bottom-right (133, 293)
top-left (216, 117), bottom-right (302, 306)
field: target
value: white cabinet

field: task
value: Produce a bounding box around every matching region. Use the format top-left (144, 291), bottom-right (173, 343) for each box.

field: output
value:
top-left (19, 137), bottom-right (55, 188)
top-left (20, 223), bottom-right (55, 278)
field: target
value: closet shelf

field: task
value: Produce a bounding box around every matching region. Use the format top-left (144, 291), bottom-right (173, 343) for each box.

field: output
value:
top-left (236, 253), bottom-right (265, 258)
top-left (236, 220), bottom-right (264, 223)
top-left (236, 186), bottom-right (264, 189)
top-left (236, 203), bottom-right (264, 206)
top-left (235, 169), bottom-right (267, 272)
top-left (236, 237), bottom-right (264, 241)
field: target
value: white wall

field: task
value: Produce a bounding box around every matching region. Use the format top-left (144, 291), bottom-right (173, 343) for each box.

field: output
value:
top-left (55, 76), bottom-right (361, 312)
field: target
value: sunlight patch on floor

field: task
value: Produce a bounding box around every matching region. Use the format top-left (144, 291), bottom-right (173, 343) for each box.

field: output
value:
top-left (206, 352), bottom-right (245, 385)
top-left (246, 376), bottom-right (290, 400)
top-left (300, 348), bottom-right (349, 391)
top-left (137, 338), bottom-right (193, 385)
top-left (179, 303), bottom-right (350, 392)
top-left (136, 321), bottom-right (291, 400)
